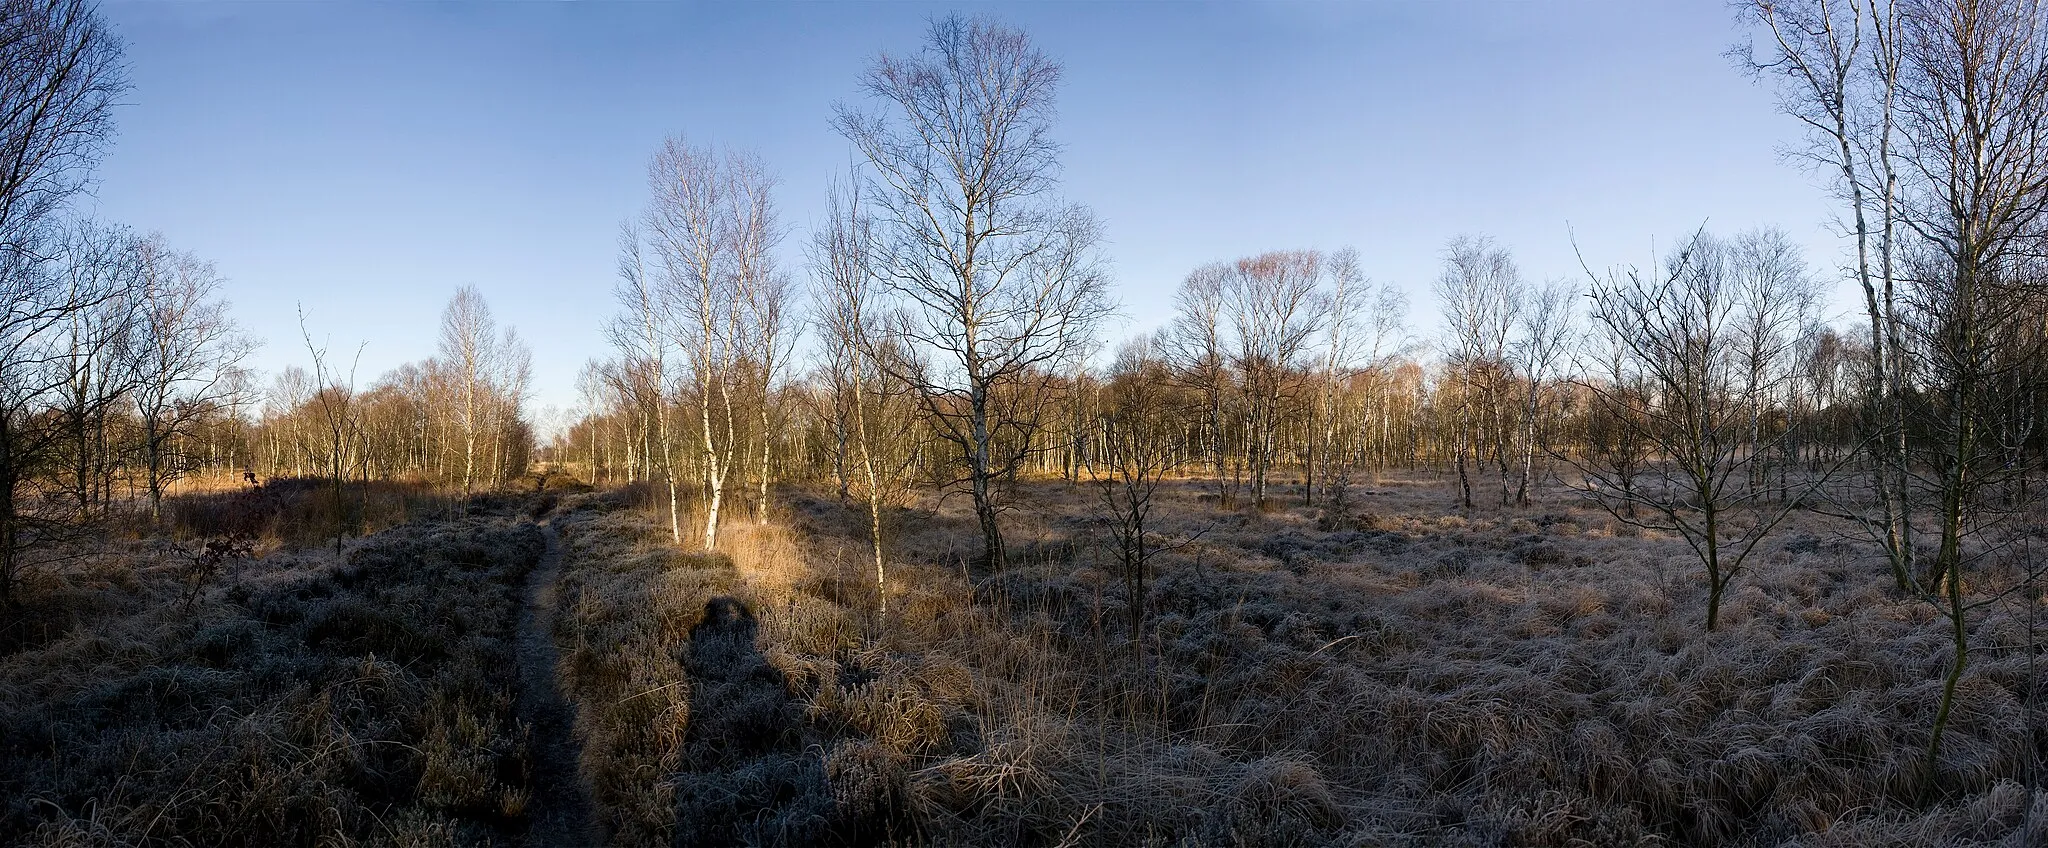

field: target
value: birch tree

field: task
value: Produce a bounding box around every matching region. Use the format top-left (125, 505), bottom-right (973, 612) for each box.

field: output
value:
top-left (1890, 0), bottom-right (2048, 762)
top-left (1738, 0), bottom-right (1915, 590)
top-left (813, 179), bottom-right (918, 615)
top-left (724, 154), bottom-right (794, 524)
top-left (609, 222), bottom-right (682, 539)
top-left (1509, 279), bottom-right (1576, 506)
top-left (436, 285), bottom-right (504, 496)
top-left (1435, 235), bottom-right (1523, 508)
top-left (1225, 251), bottom-right (1325, 508)
top-left (1311, 247), bottom-right (1405, 510)
top-left (834, 14), bottom-right (1111, 570)
top-left (638, 137), bottom-right (782, 551)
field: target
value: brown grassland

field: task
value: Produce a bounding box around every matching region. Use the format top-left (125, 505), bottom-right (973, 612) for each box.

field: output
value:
top-left (3, 474), bottom-right (2047, 846)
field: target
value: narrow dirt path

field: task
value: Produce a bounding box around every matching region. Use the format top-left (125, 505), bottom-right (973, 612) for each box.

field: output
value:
top-left (515, 524), bottom-right (603, 847)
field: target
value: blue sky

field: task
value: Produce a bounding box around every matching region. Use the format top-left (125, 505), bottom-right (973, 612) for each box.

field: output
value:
top-left (87, 2), bottom-right (1838, 424)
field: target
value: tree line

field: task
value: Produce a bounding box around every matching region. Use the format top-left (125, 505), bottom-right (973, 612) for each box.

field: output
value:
top-left (252, 287), bottom-right (535, 497)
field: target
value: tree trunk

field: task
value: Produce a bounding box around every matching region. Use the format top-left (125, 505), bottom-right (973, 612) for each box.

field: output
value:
top-left (853, 372), bottom-right (887, 618)
top-left (0, 418), bottom-right (17, 608)
top-left (462, 386), bottom-right (477, 496)
top-left (1704, 498), bottom-right (1724, 632)
top-left (969, 378), bottom-right (1004, 570)
top-left (146, 419), bottom-right (164, 524)
top-left (757, 403), bottom-right (772, 523)
top-left (698, 383), bottom-right (723, 549)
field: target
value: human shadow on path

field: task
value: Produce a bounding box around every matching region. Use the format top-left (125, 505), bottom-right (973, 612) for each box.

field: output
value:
top-left (672, 596), bottom-right (839, 846)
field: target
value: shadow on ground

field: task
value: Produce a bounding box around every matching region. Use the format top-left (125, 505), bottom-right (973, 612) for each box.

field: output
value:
top-left (673, 596), bottom-right (836, 846)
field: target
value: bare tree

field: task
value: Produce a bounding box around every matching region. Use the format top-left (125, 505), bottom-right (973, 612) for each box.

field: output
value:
top-left (492, 329), bottom-right (533, 484)
top-left (1574, 232), bottom-right (1819, 632)
top-left (130, 236), bottom-right (253, 521)
top-left (812, 322), bottom-right (857, 504)
top-left (0, 0), bottom-right (123, 606)
top-left (1728, 227), bottom-right (1819, 498)
top-left (834, 14), bottom-right (1111, 570)
top-left (1740, 0), bottom-right (2048, 765)
top-left (609, 221), bottom-right (684, 541)
top-left (1888, 0), bottom-right (2048, 762)
top-left (1309, 248), bottom-right (1374, 508)
top-left (0, 0), bottom-right (123, 259)
top-left (1164, 263), bottom-right (1236, 505)
top-left (1224, 251), bottom-right (1325, 508)
top-left (1088, 335), bottom-right (1187, 652)
top-left (641, 137), bottom-right (759, 551)
top-left (0, 233), bottom-right (129, 605)
top-left (437, 285), bottom-right (498, 496)
top-left (574, 361), bottom-right (627, 486)
top-left (1579, 328), bottom-right (1653, 519)
top-left (1436, 235), bottom-right (1523, 508)
top-left (1509, 279), bottom-right (1577, 506)
top-left (433, 286), bottom-right (529, 494)
top-left (51, 220), bottom-right (139, 518)
top-left (812, 178), bottom-right (919, 616)
top-left (298, 309), bottom-right (365, 554)
top-left (723, 153), bottom-right (794, 524)
top-left (265, 367), bottom-right (312, 478)
top-left (1738, 0), bottom-right (1916, 590)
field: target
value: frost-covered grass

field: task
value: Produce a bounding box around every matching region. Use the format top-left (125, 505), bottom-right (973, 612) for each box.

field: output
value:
top-left (8, 474), bottom-right (2045, 846)
top-left (554, 474), bottom-right (2048, 846)
top-left (0, 498), bottom-right (547, 847)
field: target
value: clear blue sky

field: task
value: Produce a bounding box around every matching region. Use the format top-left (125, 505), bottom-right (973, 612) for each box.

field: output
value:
top-left (86, 1), bottom-right (1839, 425)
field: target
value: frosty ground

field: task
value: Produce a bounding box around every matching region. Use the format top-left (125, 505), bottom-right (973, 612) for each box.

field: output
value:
top-left (3, 475), bottom-right (2045, 846)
